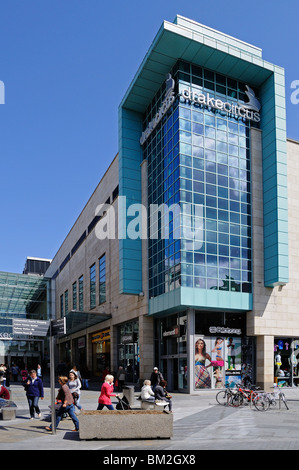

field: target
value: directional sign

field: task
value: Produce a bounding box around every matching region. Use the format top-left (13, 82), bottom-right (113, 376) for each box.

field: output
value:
top-left (51, 317), bottom-right (66, 336)
top-left (13, 319), bottom-right (50, 337)
top-left (0, 318), bottom-right (13, 340)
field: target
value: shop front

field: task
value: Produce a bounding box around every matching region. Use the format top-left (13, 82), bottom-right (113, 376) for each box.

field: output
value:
top-left (274, 338), bottom-right (299, 387)
top-left (117, 320), bottom-right (139, 384)
top-left (91, 329), bottom-right (110, 376)
top-left (193, 311), bottom-right (255, 391)
top-left (155, 310), bottom-right (255, 392)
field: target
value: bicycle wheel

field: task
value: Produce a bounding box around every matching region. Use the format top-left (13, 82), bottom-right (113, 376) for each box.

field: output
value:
top-left (216, 390), bottom-right (229, 406)
top-left (229, 393), bottom-right (243, 407)
top-left (253, 394), bottom-right (270, 411)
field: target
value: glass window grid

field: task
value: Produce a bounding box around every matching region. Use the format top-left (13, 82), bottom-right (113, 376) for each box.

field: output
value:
top-left (64, 290), bottom-right (68, 315)
top-left (90, 263), bottom-right (96, 309)
top-left (78, 275), bottom-right (84, 311)
top-left (99, 254), bottom-right (106, 305)
top-left (72, 281), bottom-right (77, 311)
top-left (60, 294), bottom-right (64, 316)
top-left (144, 61), bottom-right (254, 298)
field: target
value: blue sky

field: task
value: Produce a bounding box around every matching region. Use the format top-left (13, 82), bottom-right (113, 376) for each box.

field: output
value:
top-left (0, 0), bottom-right (298, 274)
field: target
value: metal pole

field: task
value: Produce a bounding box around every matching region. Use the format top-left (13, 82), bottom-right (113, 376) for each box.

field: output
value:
top-left (50, 326), bottom-right (56, 434)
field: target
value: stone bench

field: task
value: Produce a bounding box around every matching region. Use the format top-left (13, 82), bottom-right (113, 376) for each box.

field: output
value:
top-left (141, 400), bottom-right (167, 410)
top-left (79, 409), bottom-right (173, 440)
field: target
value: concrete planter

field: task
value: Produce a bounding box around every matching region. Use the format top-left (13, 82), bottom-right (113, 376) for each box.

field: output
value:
top-left (1, 407), bottom-right (17, 420)
top-left (79, 409), bottom-right (173, 440)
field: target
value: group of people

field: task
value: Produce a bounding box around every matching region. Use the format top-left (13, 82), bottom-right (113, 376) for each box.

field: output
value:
top-left (2, 362), bottom-right (172, 433)
top-left (140, 367), bottom-right (173, 412)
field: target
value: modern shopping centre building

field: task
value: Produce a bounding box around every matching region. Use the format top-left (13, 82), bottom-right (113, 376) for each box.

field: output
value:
top-left (5, 15), bottom-right (298, 392)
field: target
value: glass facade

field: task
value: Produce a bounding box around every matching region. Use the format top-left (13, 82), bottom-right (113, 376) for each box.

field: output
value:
top-left (143, 60), bottom-right (255, 298)
top-left (99, 254), bottom-right (106, 305)
top-left (90, 263), bottom-right (96, 309)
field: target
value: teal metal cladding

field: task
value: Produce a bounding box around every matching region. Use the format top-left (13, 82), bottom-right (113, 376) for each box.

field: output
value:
top-left (118, 15), bottom-right (288, 305)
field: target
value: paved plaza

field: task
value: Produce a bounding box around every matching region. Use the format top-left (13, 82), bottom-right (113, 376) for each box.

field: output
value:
top-left (1, 381), bottom-right (299, 451)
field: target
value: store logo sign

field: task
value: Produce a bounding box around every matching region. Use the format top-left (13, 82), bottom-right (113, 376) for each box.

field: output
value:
top-left (181, 84), bottom-right (261, 123)
top-left (209, 326), bottom-right (242, 335)
top-left (140, 74), bottom-right (176, 145)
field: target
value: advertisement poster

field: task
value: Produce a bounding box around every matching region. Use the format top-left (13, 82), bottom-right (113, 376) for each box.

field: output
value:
top-left (194, 336), bottom-right (243, 389)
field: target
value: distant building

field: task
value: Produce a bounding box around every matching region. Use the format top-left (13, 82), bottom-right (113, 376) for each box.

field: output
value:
top-left (23, 257), bottom-right (52, 276)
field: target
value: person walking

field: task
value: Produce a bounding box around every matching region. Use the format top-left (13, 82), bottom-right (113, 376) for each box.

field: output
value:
top-left (23, 369), bottom-right (44, 419)
top-left (150, 367), bottom-right (164, 391)
top-left (97, 374), bottom-right (119, 410)
top-left (45, 376), bottom-right (79, 432)
top-left (116, 366), bottom-right (126, 392)
top-left (68, 370), bottom-right (82, 412)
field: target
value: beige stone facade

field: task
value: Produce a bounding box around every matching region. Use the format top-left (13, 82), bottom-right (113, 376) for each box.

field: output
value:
top-left (45, 155), bottom-right (153, 383)
top-left (45, 131), bottom-right (299, 392)
top-left (249, 131), bottom-right (299, 389)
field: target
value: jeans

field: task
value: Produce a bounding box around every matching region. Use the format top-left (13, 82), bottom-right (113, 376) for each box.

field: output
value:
top-left (97, 403), bottom-right (114, 410)
top-left (27, 396), bottom-right (40, 418)
top-left (55, 404), bottom-right (79, 430)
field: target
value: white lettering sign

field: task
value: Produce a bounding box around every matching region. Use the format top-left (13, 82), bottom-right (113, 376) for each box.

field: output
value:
top-left (140, 74), bottom-right (175, 145)
top-left (209, 326), bottom-right (242, 335)
top-left (181, 85), bottom-right (261, 123)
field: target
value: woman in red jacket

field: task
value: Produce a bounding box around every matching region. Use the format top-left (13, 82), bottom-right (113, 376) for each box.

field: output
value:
top-left (97, 374), bottom-right (119, 410)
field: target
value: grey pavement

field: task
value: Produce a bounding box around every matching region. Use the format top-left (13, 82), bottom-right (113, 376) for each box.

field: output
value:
top-left (1, 381), bottom-right (299, 451)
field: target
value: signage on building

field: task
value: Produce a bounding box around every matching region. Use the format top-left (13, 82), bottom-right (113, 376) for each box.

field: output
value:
top-left (140, 73), bottom-right (176, 145)
top-left (50, 318), bottom-right (66, 336)
top-left (163, 325), bottom-right (180, 338)
top-left (91, 329), bottom-right (110, 343)
top-left (0, 319), bottom-right (13, 340)
top-left (13, 319), bottom-right (50, 337)
top-left (209, 326), bottom-right (242, 336)
top-left (180, 84), bottom-right (261, 123)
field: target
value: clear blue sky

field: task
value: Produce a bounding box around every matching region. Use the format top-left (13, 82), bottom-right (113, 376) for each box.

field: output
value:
top-left (0, 0), bottom-right (298, 274)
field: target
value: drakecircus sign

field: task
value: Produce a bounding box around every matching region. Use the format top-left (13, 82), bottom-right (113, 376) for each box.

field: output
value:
top-left (181, 85), bottom-right (261, 123)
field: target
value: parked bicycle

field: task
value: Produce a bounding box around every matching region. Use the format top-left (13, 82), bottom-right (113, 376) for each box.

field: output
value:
top-left (254, 387), bottom-right (289, 411)
top-left (229, 384), bottom-right (261, 408)
top-left (216, 387), bottom-right (237, 406)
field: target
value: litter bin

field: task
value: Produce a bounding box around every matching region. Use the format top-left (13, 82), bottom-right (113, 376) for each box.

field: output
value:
top-left (122, 386), bottom-right (134, 407)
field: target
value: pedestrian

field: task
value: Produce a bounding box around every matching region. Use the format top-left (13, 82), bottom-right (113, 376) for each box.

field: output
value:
top-left (11, 363), bottom-right (19, 382)
top-left (68, 370), bottom-right (82, 411)
top-left (45, 376), bottom-right (79, 432)
top-left (154, 379), bottom-right (173, 412)
top-left (71, 365), bottom-right (82, 382)
top-left (23, 369), bottom-right (44, 419)
top-left (116, 366), bottom-right (126, 392)
top-left (0, 364), bottom-right (7, 387)
top-left (141, 379), bottom-right (155, 403)
top-left (0, 384), bottom-right (10, 400)
top-left (37, 364), bottom-right (42, 379)
top-left (97, 374), bottom-right (119, 410)
top-left (150, 366), bottom-right (164, 391)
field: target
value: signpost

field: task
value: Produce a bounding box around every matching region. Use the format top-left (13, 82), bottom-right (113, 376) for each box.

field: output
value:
top-left (49, 317), bottom-right (66, 434)
top-left (0, 316), bottom-right (66, 435)
top-left (13, 319), bottom-right (50, 337)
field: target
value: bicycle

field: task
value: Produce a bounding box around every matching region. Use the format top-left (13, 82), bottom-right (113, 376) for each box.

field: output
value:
top-left (265, 387), bottom-right (289, 410)
top-left (252, 387), bottom-right (289, 411)
top-left (216, 387), bottom-right (237, 406)
top-left (229, 384), bottom-right (260, 407)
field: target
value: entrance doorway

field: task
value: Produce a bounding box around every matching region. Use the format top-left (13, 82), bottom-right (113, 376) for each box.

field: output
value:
top-left (161, 356), bottom-right (187, 392)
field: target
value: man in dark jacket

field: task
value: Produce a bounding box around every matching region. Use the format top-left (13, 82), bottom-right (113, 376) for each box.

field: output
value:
top-left (150, 367), bottom-right (164, 391)
top-left (23, 369), bottom-right (44, 419)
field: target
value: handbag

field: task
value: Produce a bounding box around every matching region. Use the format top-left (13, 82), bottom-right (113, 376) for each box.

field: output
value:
top-left (72, 391), bottom-right (79, 404)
